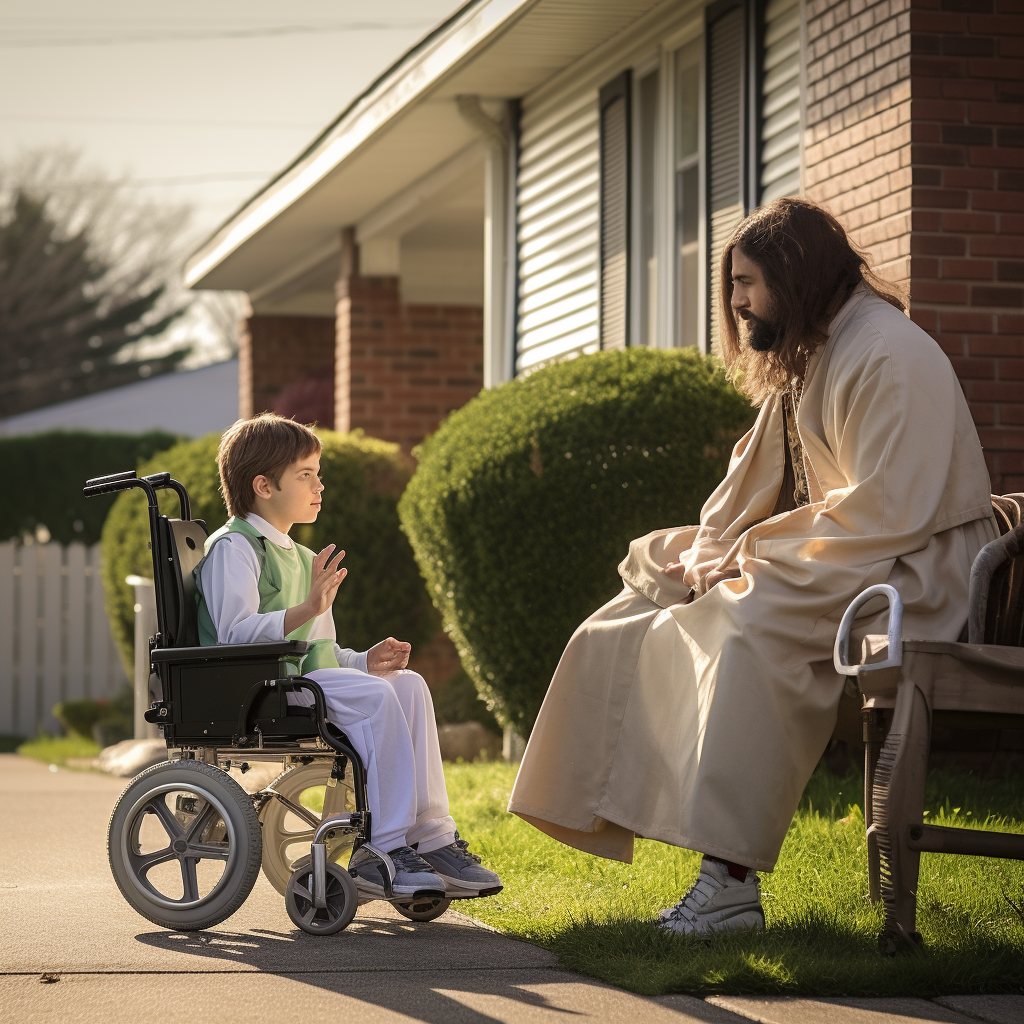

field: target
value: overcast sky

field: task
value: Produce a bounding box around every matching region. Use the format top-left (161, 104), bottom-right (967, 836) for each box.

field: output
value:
top-left (0, 1), bottom-right (463, 240)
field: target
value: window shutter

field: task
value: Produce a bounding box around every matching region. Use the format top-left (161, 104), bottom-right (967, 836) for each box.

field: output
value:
top-left (599, 71), bottom-right (631, 351)
top-left (706, 0), bottom-right (747, 354)
top-left (760, 0), bottom-right (802, 202)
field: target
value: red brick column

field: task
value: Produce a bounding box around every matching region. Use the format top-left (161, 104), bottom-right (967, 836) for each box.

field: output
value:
top-left (238, 314), bottom-right (336, 427)
top-left (804, 0), bottom-right (913, 288)
top-left (908, 0), bottom-right (1024, 493)
top-left (335, 272), bottom-right (483, 452)
top-left (804, 0), bottom-right (1024, 494)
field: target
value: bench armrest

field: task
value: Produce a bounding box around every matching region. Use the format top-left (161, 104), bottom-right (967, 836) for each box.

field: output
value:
top-left (834, 584), bottom-right (904, 675)
top-left (150, 640), bottom-right (310, 665)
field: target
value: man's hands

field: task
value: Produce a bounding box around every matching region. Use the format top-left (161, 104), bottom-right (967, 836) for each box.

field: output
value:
top-left (284, 545), bottom-right (346, 634)
top-left (367, 637), bottom-right (412, 676)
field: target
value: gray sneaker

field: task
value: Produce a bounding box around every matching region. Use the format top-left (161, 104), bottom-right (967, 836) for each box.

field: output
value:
top-left (419, 834), bottom-right (502, 898)
top-left (348, 844), bottom-right (446, 900)
top-left (657, 856), bottom-right (765, 937)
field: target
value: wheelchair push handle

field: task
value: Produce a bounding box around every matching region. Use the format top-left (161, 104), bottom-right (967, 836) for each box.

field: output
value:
top-left (83, 471), bottom-right (158, 505)
top-left (83, 470), bottom-right (190, 519)
top-left (833, 583), bottom-right (904, 676)
top-left (143, 473), bottom-right (191, 521)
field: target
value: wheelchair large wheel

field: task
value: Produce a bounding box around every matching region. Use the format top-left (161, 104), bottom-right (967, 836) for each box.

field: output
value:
top-left (108, 760), bottom-right (262, 931)
top-left (285, 855), bottom-right (358, 935)
top-left (258, 760), bottom-right (356, 896)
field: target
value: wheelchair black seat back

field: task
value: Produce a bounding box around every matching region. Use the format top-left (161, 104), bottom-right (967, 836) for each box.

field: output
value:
top-left (83, 470), bottom-right (445, 936)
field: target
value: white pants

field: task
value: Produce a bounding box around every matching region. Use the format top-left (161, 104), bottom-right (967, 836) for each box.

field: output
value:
top-left (298, 668), bottom-right (456, 853)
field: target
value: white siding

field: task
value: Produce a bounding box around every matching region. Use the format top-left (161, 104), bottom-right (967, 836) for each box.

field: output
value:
top-left (516, 90), bottom-right (601, 372)
top-left (760, 0), bottom-right (802, 203)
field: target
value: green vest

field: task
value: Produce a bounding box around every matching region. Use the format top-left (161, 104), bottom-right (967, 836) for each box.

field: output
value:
top-left (194, 517), bottom-right (341, 672)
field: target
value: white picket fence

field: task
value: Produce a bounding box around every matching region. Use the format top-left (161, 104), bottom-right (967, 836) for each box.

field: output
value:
top-left (0, 540), bottom-right (128, 737)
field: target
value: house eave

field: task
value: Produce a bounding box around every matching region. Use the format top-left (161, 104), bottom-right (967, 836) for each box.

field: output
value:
top-left (183, 0), bottom-right (536, 291)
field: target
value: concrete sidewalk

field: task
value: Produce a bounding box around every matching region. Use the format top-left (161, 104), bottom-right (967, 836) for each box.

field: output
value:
top-left (1, 753), bottom-right (1020, 1024)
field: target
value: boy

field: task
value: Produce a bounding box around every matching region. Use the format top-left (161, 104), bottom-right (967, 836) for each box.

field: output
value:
top-left (194, 413), bottom-right (502, 902)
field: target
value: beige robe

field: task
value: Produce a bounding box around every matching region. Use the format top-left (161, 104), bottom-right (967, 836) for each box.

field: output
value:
top-left (508, 287), bottom-right (997, 872)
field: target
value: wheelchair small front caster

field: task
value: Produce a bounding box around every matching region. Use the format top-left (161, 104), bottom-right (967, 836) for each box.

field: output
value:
top-left (393, 895), bottom-right (451, 922)
top-left (285, 856), bottom-right (358, 935)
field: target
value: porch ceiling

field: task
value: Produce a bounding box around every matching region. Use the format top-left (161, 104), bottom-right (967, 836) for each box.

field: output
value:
top-left (184, 0), bottom-right (665, 294)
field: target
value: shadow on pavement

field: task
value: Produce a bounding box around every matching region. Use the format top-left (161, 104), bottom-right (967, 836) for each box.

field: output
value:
top-left (135, 926), bottom-right (582, 1024)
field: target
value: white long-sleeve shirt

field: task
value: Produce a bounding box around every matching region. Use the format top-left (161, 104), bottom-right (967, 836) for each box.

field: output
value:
top-left (199, 513), bottom-right (367, 673)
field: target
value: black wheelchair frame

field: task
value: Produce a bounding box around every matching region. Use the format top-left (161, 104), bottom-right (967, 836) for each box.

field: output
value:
top-left (86, 469), bottom-right (447, 934)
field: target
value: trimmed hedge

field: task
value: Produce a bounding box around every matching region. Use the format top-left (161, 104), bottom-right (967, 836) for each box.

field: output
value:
top-left (0, 430), bottom-right (179, 544)
top-left (101, 430), bottom-right (435, 676)
top-left (398, 348), bottom-right (756, 734)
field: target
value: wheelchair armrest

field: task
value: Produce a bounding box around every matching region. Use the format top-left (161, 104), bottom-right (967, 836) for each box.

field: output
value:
top-left (150, 640), bottom-right (311, 664)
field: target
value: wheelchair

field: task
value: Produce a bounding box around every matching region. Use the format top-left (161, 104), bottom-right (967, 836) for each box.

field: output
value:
top-left (86, 470), bottom-right (457, 935)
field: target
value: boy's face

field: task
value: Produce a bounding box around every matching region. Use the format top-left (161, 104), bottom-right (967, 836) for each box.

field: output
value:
top-left (252, 455), bottom-right (323, 530)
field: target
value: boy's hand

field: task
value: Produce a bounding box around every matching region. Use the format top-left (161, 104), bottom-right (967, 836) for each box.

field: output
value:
top-left (367, 637), bottom-right (411, 676)
top-left (285, 545), bottom-right (346, 633)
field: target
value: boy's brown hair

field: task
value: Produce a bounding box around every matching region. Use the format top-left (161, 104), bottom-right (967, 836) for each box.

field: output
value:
top-left (217, 414), bottom-right (322, 517)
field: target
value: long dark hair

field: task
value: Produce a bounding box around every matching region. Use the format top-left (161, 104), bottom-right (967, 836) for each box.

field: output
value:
top-left (719, 197), bottom-right (905, 404)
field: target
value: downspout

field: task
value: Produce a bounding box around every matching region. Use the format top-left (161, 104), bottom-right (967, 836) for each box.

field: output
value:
top-left (456, 95), bottom-right (513, 389)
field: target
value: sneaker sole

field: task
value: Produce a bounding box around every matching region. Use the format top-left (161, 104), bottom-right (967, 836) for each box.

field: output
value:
top-left (446, 883), bottom-right (503, 900)
top-left (658, 909), bottom-right (765, 937)
top-left (351, 876), bottom-right (447, 900)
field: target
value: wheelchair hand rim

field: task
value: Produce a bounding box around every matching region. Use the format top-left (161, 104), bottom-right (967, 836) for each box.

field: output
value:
top-left (119, 780), bottom-right (240, 912)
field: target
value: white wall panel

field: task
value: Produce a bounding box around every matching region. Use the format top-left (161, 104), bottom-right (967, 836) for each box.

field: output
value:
top-left (760, 0), bottom-right (802, 203)
top-left (516, 92), bottom-right (601, 372)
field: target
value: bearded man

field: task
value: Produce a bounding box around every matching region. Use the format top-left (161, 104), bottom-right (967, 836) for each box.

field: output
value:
top-left (507, 197), bottom-right (997, 936)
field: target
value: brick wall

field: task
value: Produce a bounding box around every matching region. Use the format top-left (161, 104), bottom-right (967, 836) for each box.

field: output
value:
top-left (804, 0), bottom-right (913, 288)
top-left (908, 0), bottom-right (1024, 493)
top-left (238, 314), bottom-right (336, 427)
top-left (335, 274), bottom-right (484, 453)
top-left (804, 0), bottom-right (1024, 494)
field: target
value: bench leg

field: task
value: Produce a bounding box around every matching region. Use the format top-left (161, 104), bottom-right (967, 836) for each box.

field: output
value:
top-left (862, 708), bottom-right (887, 904)
top-left (872, 682), bottom-right (931, 955)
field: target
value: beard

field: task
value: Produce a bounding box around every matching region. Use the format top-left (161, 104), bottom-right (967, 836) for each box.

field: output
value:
top-left (739, 308), bottom-right (781, 352)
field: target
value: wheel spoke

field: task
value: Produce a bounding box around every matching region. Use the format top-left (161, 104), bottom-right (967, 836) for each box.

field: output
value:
top-left (181, 857), bottom-right (200, 902)
top-left (292, 878), bottom-right (314, 903)
top-left (300, 903), bottom-right (317, 926)
top-left (186, 841), bottom-right (230, 861)
top-left (277, 829), bottom-right (314, 861)
top-left (128, 846), bottom-right (176, 876)
top-left (183, 802), bottom-right (219, 844)
top-left (147, 798), bottom-right (185, 841)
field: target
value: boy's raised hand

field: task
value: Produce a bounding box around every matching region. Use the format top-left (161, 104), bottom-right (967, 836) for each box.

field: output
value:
top-left (367, 636), bottom-right (412, 677)
top-left (285, 544), bottom-right (346, 633)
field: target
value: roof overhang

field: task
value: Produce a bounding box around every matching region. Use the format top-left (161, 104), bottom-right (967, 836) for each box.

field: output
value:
top-left (184, 0), bottom-right (664, 295)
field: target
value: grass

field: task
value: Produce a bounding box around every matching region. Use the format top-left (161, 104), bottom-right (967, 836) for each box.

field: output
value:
top-left (16, 733), bottom-right (101, 767)
top-left (444, 761), bottom-right (1024, 997)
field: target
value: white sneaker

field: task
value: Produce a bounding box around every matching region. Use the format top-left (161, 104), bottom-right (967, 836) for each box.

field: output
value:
top-left (657, 856), bottom-right (765, 937)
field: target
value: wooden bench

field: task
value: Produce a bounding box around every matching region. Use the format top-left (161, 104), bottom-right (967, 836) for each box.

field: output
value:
top-left (834, 493), bottom-right (1024, 955)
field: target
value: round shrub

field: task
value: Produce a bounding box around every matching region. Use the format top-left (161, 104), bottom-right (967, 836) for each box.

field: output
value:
top-left (398, 348), bottom-right (756, 735)
top-left (101, 430), bottom-right (434, 676)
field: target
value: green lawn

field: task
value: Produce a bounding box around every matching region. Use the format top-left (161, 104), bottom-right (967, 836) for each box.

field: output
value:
top-left (16, 734), bottom-right (101, 766)
top-left (445, 761), bottom-right (1024, 997)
